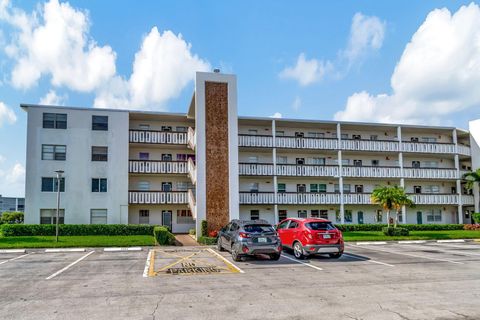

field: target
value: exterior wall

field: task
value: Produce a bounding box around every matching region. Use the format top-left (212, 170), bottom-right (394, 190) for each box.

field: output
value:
top-left (128, 204), bottom-right (194, 233)
top-left (24, 106), bottom-right (129, 224)
top-left (469, 119), bottom-right (480, 213)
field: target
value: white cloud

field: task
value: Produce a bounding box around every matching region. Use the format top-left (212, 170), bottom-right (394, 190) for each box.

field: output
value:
top-left (270, 112), bottom-right (282, 118)
top-left (335, 3), bottom-right (480, 124)
top-left (39, 89), bottom-right (67, 105)
top-left (279, 53), bottom-right (332, 86)
top-left (341, 13), bottom-right (385, 67)
top-left (0, 162), bottom-right (25, 197)
top-left (0, 101), bottom-right (16, 127)
top-left (1, 0), bottom-right (116, 91)
top-left (94, 27), bottom-right (210, 110)
top-left (292, 96), bottom-right (301, 112)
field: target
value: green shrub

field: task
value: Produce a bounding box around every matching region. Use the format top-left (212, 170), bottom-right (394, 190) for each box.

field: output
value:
top-left (0, 224), bottom-right (155, 237)
top-left (335, 224), bottom-right (464, 232)
top-left (197, 236), bottom-right (217, 245)
top-left (472, 213), bottom-right (480, 224)
top-left (153, 226), bottom-right (175, 245)
top-left (189, 228), bottom-right (196, 236)
top-left (201, 220), bottom-right (208, 237)
top-left (382, 227), bottom-right (409, 236)
top-left (0, 212), bottom-right (24, 224)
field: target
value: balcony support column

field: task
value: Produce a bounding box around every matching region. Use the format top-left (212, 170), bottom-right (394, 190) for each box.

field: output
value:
top-left (272, 119), bottom-right (279, 223)
top-left (338, 149), bottom-right (345, 224)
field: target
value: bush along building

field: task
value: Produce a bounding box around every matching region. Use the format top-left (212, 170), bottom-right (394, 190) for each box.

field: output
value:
top-left (21, 71), bottom-right (480, 236)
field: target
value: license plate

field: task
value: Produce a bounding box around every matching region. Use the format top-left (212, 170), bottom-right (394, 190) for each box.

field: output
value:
top-left (257, 237), bottom-right (267, 243)
top-left (322, 234), bottom-right (331, 239)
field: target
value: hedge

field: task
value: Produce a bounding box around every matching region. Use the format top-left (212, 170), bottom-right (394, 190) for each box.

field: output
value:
top-left (201, 220), bottom-right (208, 237)
top-left (197, 236), bottom-right (217, 245)
top-left (0, 224), bottom-right (155, 237)
top-left (153, 226), bottom-right (175, 245)
top-left (383, 227), bottom-right (409, 236)
top-left (334, 224), bottom-right (464, 232)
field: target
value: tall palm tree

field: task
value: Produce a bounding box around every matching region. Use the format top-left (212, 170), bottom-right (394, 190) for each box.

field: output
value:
top-left (392, 188), bottom-right (415, 228)
top-left (371, 185), bottom-right (415, 227)
top-left (463, 168), bottom-right (480, 222)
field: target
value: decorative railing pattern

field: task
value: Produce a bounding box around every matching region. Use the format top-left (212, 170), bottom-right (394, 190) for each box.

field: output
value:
top-left (401, 141), bottom-right (455, 154)
top-left (238, 135), bottom-right (273, 148)
top-left (129, 130), bottom-right (187, 145)
top-left (342, 166), bottom-right (401, 178)
top-left (188, 189), bottom-right (196, 219)
top-left (461, 195), bottom-right (475, 206)
top-left (187, 158), bottom-right (197, 185)
top-left (187, 127), bottom-right (196, 150)
top-left (129, 160), bottom-right (187, 174)
top-left (275, 137), bottom-right (338, 150)
top-left (341, 139), bottom-right (399, 152)
top-left (239, 163), bottom-right (274, 176)
top-left (407, 194), bottom-right (459, 205)
top-left (128, 191), bottom-right (188, 204)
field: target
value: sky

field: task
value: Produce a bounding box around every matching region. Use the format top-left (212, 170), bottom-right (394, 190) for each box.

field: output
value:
top-left (1, 0), bottom-right (480, 197)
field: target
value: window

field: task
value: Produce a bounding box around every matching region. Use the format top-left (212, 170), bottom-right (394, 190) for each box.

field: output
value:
top-left (176, 182), bottom-right (188, 191)
top-left (412, 161), bottom-right (421, 168)
top-left (176, 154), bottom-right (187, 161)
top-left (376, 210), bottom-right (383, 222)
top-left (335, 159), bottom-right (350, 166)
top-left (311, 210), bottom-right (319, 218)
top-left (177, 210), bottom-right (194, 224)
top-left (372, 160), bottom-right (380, 166)
top-left (139, 124), bottom-right (150, 130)
top-left (305, 221), bottom-right (336, 230)
top-left (421, 137), bottom-right (437, 143)
top-left (296, 158), bottom-right (305, 165)
top-left (422, 161), bottom-right (438, 168)
top-left (426, 209), bottom-right (442, 222)
top-left (335, 184), bottom-right (351, 193)
top-left (308, 132), bottom-right (324, 138)
top-left (92, 146), bottom-right (108, 161)
top-left (40, 209), bottom-right (64, 224)
top-left (162, 182), bottom-right (172, 192)
top-left (353, 160), bottom-right (362, 167)
top-left (41, 177), bottom-right (65, 192)
top-left (277, 219), bottom-right (289, 228)
top-left (335, 210), bottom-right (341, 222)
top-left (249, 183), bottom-right (259, 192)
top-left (425, 185), bottom-right (440, 193)
top-left (176, 126), bottom-right (187, 132)
top-left (43, 113), bottom-right (67, 129)
top-left (318, 184), bottom-right (327, 193)
top-left (414, 186), bottom-right (422, 194)
top-left (91, 209), bottom-right (107, 224)
top-left (139, 152), bottom-right (149, 160)
top-left (139, 210), bottom-right (150, 224)
top-left (42, 145), bottom-right (66, 160)
top-left (370, 135), bottom-right (378, 140)
top-left (277, 183), bottom-right (286, 193)
top-left (162, 154), bottom-right (172, 161)
top-left (161, 126), bottom-right (172, 131)
top-left (250, 210), bottom-right (260, 220)
top-left (341, 133), bottom-right (348, 139)
top-left (352, 135), bottom-right (361, 140)
top-left (311, 157), bottom-right (325, 165)
top-left (295, 132), bottom-right (304, 137)
top-left (298, 210), bottom-right (307, 218)
top-left (138, 181), bottom-right (150, 191)
top-left (248, 129), bottom-right (258, 135)
top-left (92, 116), bottom-right (108, 131)
top-left (92, 178), bottom-right (107, 192)
top-left (275, 131), bottom-right (285, 137)
top-left (320, 210), bottom-right (329, 219)
top-left (248, 156), bottom-right (258, 163)
top-left (277, 156), bottom-right (287, 164)
top-left (278, 210), bottom-right (287, 222)
top-left (288, 221), bottom-right (299, 229)
top-left (297, 184), bottom-right (306, 193)
top-left (310, 184), bottom-right (318, 193)
top-left (410, 137), bottom-right (419, 142)
top-left (345, 210), bottom-right (352, 222)
top-left (355, 185), bottom-right (364, 193)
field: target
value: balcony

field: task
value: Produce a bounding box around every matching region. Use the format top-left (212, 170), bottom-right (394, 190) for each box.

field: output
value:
top-left (239, 163), bottom-right (274, 176)
top-left (401, 141), bottom-right (455, 154)
top-left (457, 144), bottom-right (471, 156)
top-left (129, 160), bottom-right (187, 174)
top-left (187, 158), bottom-right (197, 185)
top-left (129, 130), bottom-right (187, 145)
top-left (188, 189), bottom-right (196, 219)
top-left (276, 164), bottom-right (339, 177)
top-left (408, 193), bottom-right (459, 205)
top-left (276, 192), bottom-right (342, 205)
top-left (239, 192), bottom-right (275, 204)
top-left (187, 127), bottom-right (196, 150)
top-left (128, 191), bottom-right (188, 204)
top-left (342, 166), bottom-right (401, 178)
top-left (341, 139), bottom-right (399, 152)
top-left (238, 134), bottom-right (273, 148)
top-left (403, 167), bottom-right (458, 179)
top-left (275, 136), bottom-right (338, 150)
top-left (461, 195), bottom-right (475, 206)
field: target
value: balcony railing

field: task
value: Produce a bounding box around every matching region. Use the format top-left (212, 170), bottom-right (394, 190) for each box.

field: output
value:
top-left (239, 163), bottom-right (274, 176)
top-left (342, 166), bottom-right (401, 178)
top-left (239, 192), bottom-right (275, 204)
top-left (403, 167), bottom-right (458, 179)
top-left (457, 144), bottom-right (471, 156)
top-left (276, 192), bottom-right (342, 205)
top-left (275, 136), bottom-right (338, 150)
top-left (343, 193), bottom-right (372, 204)
top-left (128, 191), bottom-right (188, 204)
top-left (129, 130), bottom-right (187, 145)
top-left (461, 195), bottom-right (475, 206)
top-left (407, 193), bottom-right (459, 205)
top-left (401, 141), bottom-right (456, 154)
top-left (188, 189), bottom-right (196, 219)
top-left (276, 164), bottom-right (339, 177)
top-left (187, 158), bottom-right (197, 185)
top-left (341, 139), bottom-right (399, 152)
top-left (238, 134), bottom-right (273, 148)
top-left (129, 160), bottom-right (187, 174)
top-left (187, 127), bottom-right (196, 150)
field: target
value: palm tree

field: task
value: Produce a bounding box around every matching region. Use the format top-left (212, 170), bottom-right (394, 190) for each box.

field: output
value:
top-left (392, 189), bottom-right (415, 228)
top-left (371, 186), bottom-right (415, 227)
top-left (463, 168), bottom-right (480, 222)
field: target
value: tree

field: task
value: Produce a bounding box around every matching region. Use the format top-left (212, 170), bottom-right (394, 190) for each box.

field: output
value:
top-left (0, 211), bottom-right (24, 224)
top-left (371, 186), bottom-right (414, 227)
top-left (463, 168), bottom-right (480, 222)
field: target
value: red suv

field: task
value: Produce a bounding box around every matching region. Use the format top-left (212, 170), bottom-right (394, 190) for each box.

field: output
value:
top-left (277, 218), bottom-right (344, 259)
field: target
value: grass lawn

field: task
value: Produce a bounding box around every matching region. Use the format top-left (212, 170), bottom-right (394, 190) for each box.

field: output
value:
top-left (0, 235), bottom-right (155, 248)
top-left (344, 230), bottom-right (480, 242)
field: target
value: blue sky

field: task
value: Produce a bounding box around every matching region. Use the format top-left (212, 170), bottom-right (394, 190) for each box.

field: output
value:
top-left (1, 0), bottom-right (480, 197)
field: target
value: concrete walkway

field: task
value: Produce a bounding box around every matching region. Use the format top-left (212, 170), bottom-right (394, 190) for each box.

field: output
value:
top-left (174, 234), bottom-right (199, 246)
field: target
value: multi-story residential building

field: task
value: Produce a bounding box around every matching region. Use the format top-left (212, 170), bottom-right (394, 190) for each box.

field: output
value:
top-left (0, 195), bottom-right (25, 214)
top-left (21, 72), bottom-right (480, 235)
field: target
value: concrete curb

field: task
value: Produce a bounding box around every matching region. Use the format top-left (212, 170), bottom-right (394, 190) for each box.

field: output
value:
top-left (354, 239), bottom-right (479, 245)
top-left (0, 249), bottom-right (26, 253)
top-left (45, 248), bottom-right (86, 253)
top-left (356, 242), bottom-right (387, 245)
top-left (104, 247), bottom-right (142, 252)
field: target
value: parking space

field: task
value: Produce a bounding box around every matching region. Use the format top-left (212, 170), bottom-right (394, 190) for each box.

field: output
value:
top-left (0, 242), bottom-right (479, 319)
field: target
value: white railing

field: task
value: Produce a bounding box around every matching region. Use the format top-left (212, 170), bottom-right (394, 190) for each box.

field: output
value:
top-left (341, 139), bottom-right (399, 152)
top-left (343, 193), bottom-right (372, 204)
top-left (187, 158), bottom-right (197, 185)
top-left (461, 195), bottom-right (475, 206)
top-left (457, 144), bottom-right (471, 156)
top-left (403, 168), bottom-right (458, 179)
top-left (238, 135), bottom-right (273, 148)
top-left (342, 166), bottom-right (401, 178)
top-left (408, 194), bottom-right (458, 205)
top-left (239, 163), bottom-right (274, 176)
top-left (276, 164), bottom-right (339, 177)
top-left (129, 160), bottom-right (187, 174)
top-left (239, 192), bottom-right (275, 204)
top-left (401, 142), bottom-right (455, 154)
top-left (275, 137), bottom-right (338, 150)
top-left (188, 189), bottom-right (196, 219)
top-left (187, 127), bottom-right (196, 150)
top-left (129, 130), bottom-right (187, 145)
top-left (128, 191), bottom-right (188, 204)
top-left (276, 193), bottom-right (341, 205)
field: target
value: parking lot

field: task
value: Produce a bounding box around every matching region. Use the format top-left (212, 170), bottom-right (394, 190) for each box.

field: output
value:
top-left (1, 241), bottom-right (479, 320)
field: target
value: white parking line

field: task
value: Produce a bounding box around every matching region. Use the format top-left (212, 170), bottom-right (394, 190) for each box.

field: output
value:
top-left (351, 245), bottom-right (464, 265)
top-left (45, 248), bottom-right (86, 253)
top-left (398, 240), bottom-right (427, 244)
top-left (281, 254), bottom-right (323, 271)
top-left (356, 242), bottom-right (387, 245)
top-left (104, 247), bottom-right (142, 252)
top-left (437, 239), bottom-right (465, 243)
top-left (143, 250), bottom-right (153, 278)
top-left (0, 249), bottom-right (26, 254)
top-left (0, 253), bottom-right (32, 265)
top-left (342, 253), bottom-right (394, 267)
top-left (45, 251), bottom-right (95, 280)
top-left (208, 248), bottom-right (245, 273)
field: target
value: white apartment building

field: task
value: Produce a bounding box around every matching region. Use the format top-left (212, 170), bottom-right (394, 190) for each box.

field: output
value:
top-left (22, 72), bottom-right (480, 235)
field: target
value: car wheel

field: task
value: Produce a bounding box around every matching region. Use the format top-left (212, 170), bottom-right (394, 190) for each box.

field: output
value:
top-left (329, 252), bottom-right (343, 259)
top-left (217, 238), bottom-right (224, 251)
top-left (231, 247), bottom-right (242, 262)
top-left (293, 242), bottom-right (305, 260)
top-left (270, 253), bottom-right (281, 261)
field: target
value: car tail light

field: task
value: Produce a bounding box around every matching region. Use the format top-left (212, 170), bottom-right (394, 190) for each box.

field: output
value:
top-left (242, 246), bottom-right (249, 253)
top-left (239, 232), bottom-right (250, 239)
top-left (303, 231), bottom-right (313, 240)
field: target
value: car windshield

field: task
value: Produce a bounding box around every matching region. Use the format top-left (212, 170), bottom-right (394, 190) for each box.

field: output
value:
top-left (305, 222), bottom-right (336, 231)
top-left (244, 224), bottom-right (275, 233)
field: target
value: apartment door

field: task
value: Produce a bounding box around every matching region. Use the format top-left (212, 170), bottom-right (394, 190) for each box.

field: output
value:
top-left (162, 210), bottom-right (173, 231)
top-left (416, 211), bottom-right (423, 224)
top-left (355, 185), bottom-right (364, 193)
top-left (414, 186), bottom-right (422, 194)
top-left (357, 211), bottom-right (364, 224)
top-left (162, 182), bottom-right (172, 191)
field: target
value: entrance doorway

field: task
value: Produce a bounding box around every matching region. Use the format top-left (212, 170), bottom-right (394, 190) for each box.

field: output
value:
top-left (416, 211), bottom-right (423, 224)
top-left (357, 211), bottom-right (364, 224)
top-left (162, 210), bottom-right (173, 231)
